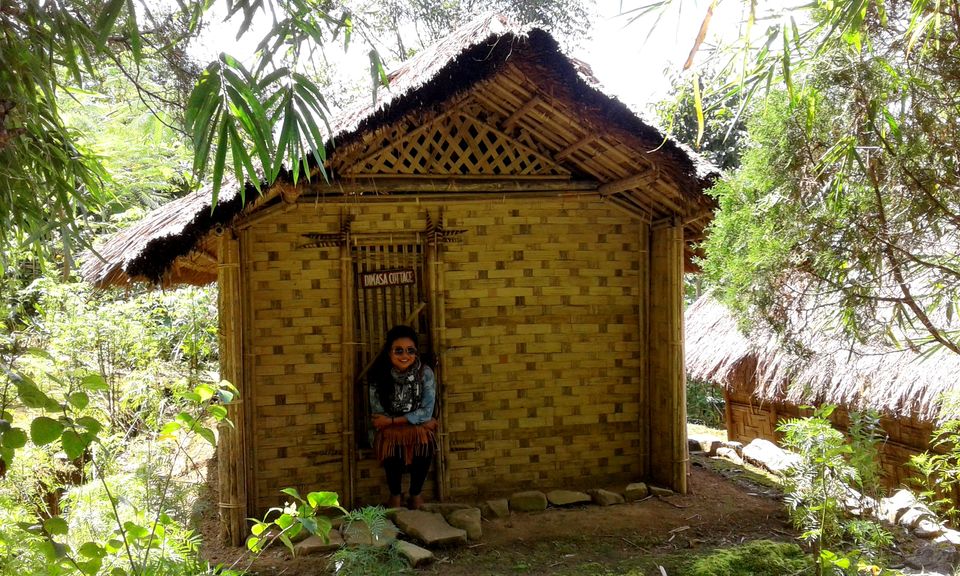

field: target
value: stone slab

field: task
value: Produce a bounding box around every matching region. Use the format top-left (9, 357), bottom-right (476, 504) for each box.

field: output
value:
top-left (716, 446), bottom-right (744, 465)
top-left (293, 531), bottom-right (343, 556)
top-left (509, 490), bottom-right (548, 512)
top-left (546, 489), bottom-right (591, 507)
top-left (480, 498), bottom-right (510, 519)
top-left (448, 508), bottom-right (482, 540)
top-left (649, 486), bottom-right (674, 497)
top-left (341, 519), bottom-right (398, 548)
top-left (420, 502), bottom-right (472, 520)
top-left (587, 488), bottom-right (625, 506)
top-left (393, 510), bottom-right (467, 547)
top-left (624, 482), bottom-right (648, 502)
top-left (395, 540), bottom-right (435, 567)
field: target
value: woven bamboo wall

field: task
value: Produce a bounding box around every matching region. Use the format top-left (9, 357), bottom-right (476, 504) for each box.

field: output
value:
top-left (239, 198), bottom-right (649, 512)
top-left (439, 199), bottom-right (644, 499)
top-left (243, 209), bottom-right (346, 512)
top-left (725, 389), bottom-right (935, 490)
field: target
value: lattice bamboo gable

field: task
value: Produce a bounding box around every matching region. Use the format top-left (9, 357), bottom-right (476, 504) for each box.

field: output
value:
top-left (341, 103), bottom-right (570, 178)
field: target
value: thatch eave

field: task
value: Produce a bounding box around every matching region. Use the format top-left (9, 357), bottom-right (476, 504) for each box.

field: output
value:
top-left (82, 14), bottom-right (718, 288)
top-left (685, 294), bottom-right (960, 423)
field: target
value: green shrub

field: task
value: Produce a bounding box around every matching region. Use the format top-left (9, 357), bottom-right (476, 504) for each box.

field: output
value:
top-left (686, 376), bottom-right (725, 428)
top-left (690, 540), bottom-right (812, 576)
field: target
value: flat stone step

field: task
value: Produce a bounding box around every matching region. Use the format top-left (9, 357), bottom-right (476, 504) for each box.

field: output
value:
top-left (395, 540), bottom-right (435, 567)
top-left (293, 530), bottom-right (343, 556)
top-left (509, 490), bottom-right (548, 512)
top-left (341, 518), bottom-right (398, 548)
top-left (393, 510), bottom-right (467, 547)
top-left (546, 489), bottom-right (591, 506)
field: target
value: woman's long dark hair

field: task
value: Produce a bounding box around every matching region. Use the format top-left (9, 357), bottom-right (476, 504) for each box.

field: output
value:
top-left (371, 325), bottom-right (419, 413)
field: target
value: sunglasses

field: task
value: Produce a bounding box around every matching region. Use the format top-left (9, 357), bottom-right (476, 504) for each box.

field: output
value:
top-left (392, 346), bottom-right (418, 356)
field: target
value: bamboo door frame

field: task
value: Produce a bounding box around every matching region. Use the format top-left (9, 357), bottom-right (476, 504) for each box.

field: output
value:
top-left (341, 226), bottom-right (450, 505)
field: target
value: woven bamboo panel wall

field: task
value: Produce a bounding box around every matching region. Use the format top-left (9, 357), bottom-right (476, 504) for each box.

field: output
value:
top-left (439, 199), bottom-right (644, 498)
top-left (239, 199), bottom-right (647, 509)
top-left (726, 390), bottom-right (935, 491)
top-left (244, 209), bottom-right (345, 513)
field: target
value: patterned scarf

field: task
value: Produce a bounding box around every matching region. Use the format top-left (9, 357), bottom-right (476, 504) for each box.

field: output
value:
top-left (387, 358), bottom-right (423, 415)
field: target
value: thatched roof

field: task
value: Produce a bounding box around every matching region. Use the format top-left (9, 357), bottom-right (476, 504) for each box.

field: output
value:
top-left (685, 294), bottom-right (960, 422)
top-left (82, 13), bottom-right (719, 287)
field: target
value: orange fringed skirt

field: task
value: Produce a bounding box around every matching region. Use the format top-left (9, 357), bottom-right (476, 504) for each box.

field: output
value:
top-left (374, 418), bottom-right (438, 464)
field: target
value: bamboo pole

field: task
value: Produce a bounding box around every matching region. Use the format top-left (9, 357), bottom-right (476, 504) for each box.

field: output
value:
top-left (723, 389), bottom-right (734, 442)
top-left (648, 217), bottom-right (687, 494)
top-left (217, 231), bottom-right (248, 545)
top-left (304, 179), bottom-right (597, 196)
top-left (425, 223), bottom-right (449, 501)
top-left (340, 215), bottom-right (356, 507)
top-left (239, 229), bottom-right (258, 517)
top-left (637, 221), bottom-right (650, 478)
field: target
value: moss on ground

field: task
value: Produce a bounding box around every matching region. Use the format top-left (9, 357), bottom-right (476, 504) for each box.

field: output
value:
top-left (689, 540), bottom-right (812, 576)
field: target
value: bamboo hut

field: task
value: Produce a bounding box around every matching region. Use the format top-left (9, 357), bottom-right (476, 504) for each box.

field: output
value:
top-left (84, 14), bottom-right (718, 544)
top-left (685, 293), bottom-right (960, 490)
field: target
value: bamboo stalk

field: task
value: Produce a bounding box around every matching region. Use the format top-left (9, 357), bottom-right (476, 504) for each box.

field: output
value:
top-left (649, 218), bottom-right (687, 494)
top-left (217, 231), bottom-right (247, 545)
top-left (637, 221), bottom-right (650, 478)
top-left (425, 220), bottom-right (448, 501)
top-left (341, 215), bottom-right (356, 507)
top-left (239, 228), bottom-right (258, 517)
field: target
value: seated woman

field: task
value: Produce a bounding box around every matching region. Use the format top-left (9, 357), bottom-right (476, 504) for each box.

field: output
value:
top-left (369, 325), bottom-right (438, 510)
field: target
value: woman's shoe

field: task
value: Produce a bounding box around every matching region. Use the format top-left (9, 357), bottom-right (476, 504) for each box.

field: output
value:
top-left (385, 494), bottom-right (402, 509)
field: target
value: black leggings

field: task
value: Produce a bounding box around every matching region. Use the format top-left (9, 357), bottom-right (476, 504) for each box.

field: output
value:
top-left (383, 453), bottom-right (432, 497)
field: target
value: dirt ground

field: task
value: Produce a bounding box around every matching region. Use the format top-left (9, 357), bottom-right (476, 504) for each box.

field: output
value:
top-left (200, 454), bottom-right (796, 575)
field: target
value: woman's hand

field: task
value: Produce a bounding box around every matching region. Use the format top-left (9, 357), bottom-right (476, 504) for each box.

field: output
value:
top-left (372, 414), bottom-right (393, 430)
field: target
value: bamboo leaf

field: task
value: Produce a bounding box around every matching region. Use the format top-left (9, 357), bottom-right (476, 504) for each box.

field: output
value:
top-left (684, 0), bottom-right (717, 71)
top-left (692, 73), bottom-right (705, 148)
top-left (211, 119), bottom-right (230, 208)
top-left (782, 25), bottom-right (794, 102)
top-left (125, 0), bottom-right (141, 62)
top-left (94, 0), bottom-right (126, 45)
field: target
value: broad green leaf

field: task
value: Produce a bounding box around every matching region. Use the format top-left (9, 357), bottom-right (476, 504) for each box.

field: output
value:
top-left (246, 536), bottom-right (262, 552)
top-left (15, 380), bottom-right (54, 409)
top-left (198, 426), bottom-right (216, 446)
top-left (275, 513), bottom-right (294, 529)
top-left (77, 558), bottom-right (103, 576)
top-left (81, 374), bottom-right (109, 392)
top-left (26, 348), bottom-right (55, 361)
top-left (79, 542), bottom-right (106, 558)
top-left (279, 532), bottom-right (294, 553)
top-left (31, 416), bottom-right (64, 446)
top-left (250, 522), bottom-right (267, 536)
top-left (68, 391), bottom-right (89, 410)
top-left (280, 487), bottom-right (301, 500)
top-left (2, 427), bottom-right (27, 449)
top-left (307, 491), bottom-right (340, 509)
top-left (61, 430), bottom-right (88, 459)
top-left (76, 416), bottom-right (102, 436)
top-left (194, 383), bottom-right (216, 402)
top-left (299, 516), bottom-right (318, 536)
top-left (44, 516), bottom-right (69, 535)
top-left (123, 521), bottom-right (149, 540)
top-left (208, 405), bottom-right (228, 420)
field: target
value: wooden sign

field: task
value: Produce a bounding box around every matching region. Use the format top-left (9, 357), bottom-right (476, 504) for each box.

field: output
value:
top-left (359, 268), bottom-right (416, 289)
